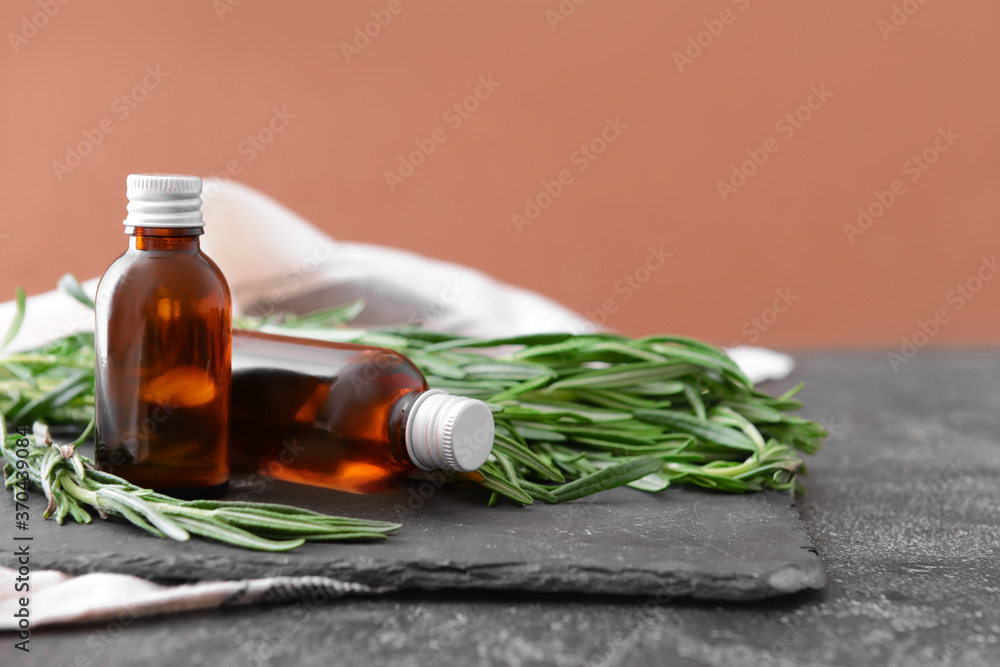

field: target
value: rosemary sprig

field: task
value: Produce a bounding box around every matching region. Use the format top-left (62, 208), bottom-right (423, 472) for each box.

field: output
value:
top-left (0, 416), bottom-right (400, 551)
top-left (1, 275), bottom-right (826, 516)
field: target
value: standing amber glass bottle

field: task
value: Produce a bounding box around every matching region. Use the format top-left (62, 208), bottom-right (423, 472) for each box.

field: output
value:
top-left (95, 174), bottom-right (231, 497)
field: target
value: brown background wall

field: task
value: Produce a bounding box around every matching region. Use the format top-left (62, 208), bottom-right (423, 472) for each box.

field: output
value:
top-left (1, 0), bottom-right (998, 347)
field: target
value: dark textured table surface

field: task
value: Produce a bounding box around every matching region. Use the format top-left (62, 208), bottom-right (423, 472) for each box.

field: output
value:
top-left (10, 351), bottom-right (1000, 666)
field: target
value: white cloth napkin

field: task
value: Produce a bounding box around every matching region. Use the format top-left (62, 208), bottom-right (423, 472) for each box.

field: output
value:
top-left (0, 566), bottom-right (389, 631)
top-left (0, 179), bottom-right (794, 629)
top-left (0, 178), bottom-right (793, 381)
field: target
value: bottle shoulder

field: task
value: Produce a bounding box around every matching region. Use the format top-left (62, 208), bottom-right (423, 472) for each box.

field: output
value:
top-left (97, 248), bottom-right (230, 302)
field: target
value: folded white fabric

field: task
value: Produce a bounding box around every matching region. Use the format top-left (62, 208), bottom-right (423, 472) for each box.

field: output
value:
top-left (0, 566), bottom-right (389, 630)
top-left (0, 178), bottom-right (792, 382)
top-left (0, 178), bottom-right (795, 629)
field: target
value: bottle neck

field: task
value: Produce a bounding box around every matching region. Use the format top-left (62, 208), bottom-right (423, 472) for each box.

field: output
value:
top-left (389, 390), bottom-right (423, 467)
top-left (127, 226), bottom-right (203, 252)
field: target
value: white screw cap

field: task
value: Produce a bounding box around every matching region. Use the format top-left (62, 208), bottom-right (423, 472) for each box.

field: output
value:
top-left (405, 389), bottom-right (495, 472)
top-left (124, 173), bottom-right (204, 228)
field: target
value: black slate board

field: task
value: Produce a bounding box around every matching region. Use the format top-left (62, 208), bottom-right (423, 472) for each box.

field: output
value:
top-left (0, 471), bottom-right (823, 601)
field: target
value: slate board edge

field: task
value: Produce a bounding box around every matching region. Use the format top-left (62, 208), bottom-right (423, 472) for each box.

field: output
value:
top-left (28, 547), bottom-right (826, 602)
top-left (1, 470), bottom-right (828, 602)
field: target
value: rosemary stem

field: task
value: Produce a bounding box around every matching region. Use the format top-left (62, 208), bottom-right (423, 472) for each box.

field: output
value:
top-left (56, 469), bottom-right (98, 506)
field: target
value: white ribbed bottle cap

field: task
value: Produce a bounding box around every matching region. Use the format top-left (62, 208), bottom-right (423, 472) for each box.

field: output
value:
top-left (124, 174), bottom-right (204, 228)
top-left (405, 389), bottom-right (495, 472)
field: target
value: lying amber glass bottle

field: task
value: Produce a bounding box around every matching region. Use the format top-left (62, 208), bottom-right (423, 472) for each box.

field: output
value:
top-left (230, 330), bottom-right (494, 493)
top-left (95, 174), bottom-right (231, 497)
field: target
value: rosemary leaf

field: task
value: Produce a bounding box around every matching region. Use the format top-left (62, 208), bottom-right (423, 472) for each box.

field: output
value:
top-left (551, 457), bottom-right (665, 502)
